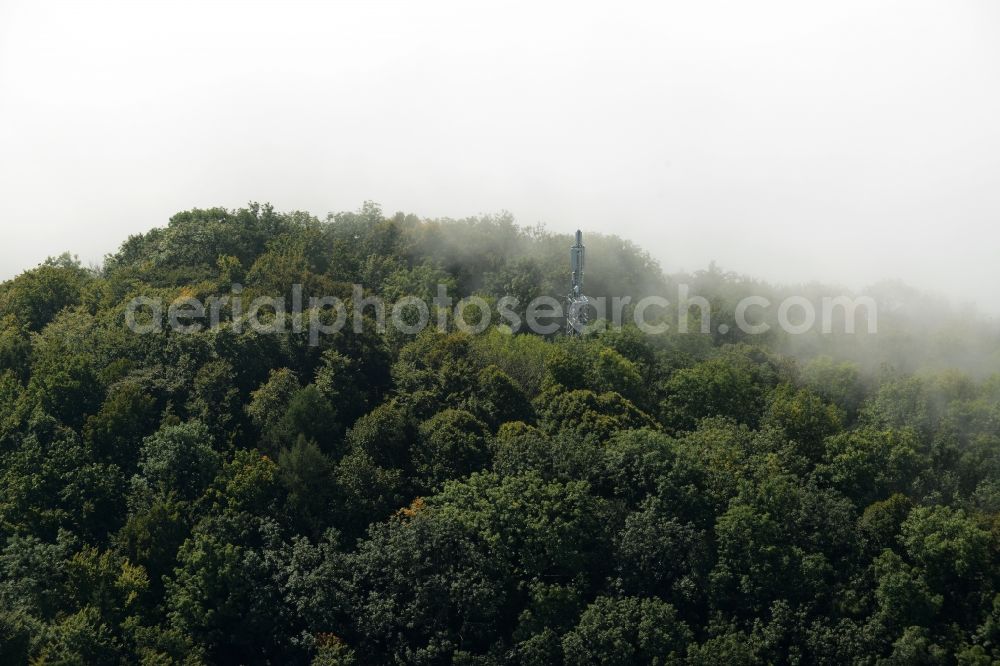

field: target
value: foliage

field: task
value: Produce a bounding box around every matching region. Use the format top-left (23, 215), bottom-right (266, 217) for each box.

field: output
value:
top-left (0, 203), bottom-right (998, 663)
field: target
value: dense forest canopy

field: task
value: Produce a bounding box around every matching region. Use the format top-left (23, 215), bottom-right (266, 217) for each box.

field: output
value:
top-left (2, 203), bottom-right (1000, 664)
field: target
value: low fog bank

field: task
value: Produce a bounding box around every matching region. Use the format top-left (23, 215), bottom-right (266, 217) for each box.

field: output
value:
top-left (6, 203), bottom-right (999, 383)
top-left (667, 263), bottom-right (1000, 379)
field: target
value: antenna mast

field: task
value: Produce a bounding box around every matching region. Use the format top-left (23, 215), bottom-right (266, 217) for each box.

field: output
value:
top-left (566, 230), bottom-right (589, 335)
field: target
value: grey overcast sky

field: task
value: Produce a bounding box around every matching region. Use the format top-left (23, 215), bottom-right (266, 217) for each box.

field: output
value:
top-left (1, 1), bottom-right (999, 307)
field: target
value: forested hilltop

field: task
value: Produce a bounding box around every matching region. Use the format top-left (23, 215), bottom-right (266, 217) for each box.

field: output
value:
top-left (2, 203), bottom-right (1000, 664)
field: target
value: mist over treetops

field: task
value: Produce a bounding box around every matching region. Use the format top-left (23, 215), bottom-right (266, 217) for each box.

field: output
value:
top-left (1, 203), bottom-right (999, 664)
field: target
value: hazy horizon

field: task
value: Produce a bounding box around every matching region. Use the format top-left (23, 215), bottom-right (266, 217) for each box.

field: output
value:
top-left (2, 0), bottom-right (998, 309)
